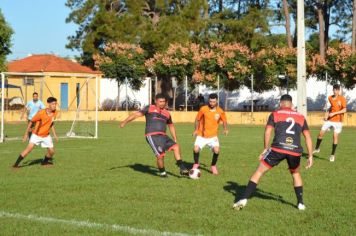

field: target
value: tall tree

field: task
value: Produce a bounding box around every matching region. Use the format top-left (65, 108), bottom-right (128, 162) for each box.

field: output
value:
top-left (0, 9), bottom-right (13, 71)
top-left (282, 0), bottom-right (293, 48)
top-left (352, 0), bottom-right (356, 53)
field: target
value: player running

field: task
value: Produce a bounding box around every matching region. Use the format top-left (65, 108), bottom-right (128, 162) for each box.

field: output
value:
top-left (21, 92), bottom-right (45, 139)
top-left (313, 84), bottom-right (347, 162)
top-left (13, 97), bottom-right (58, 168)
top-left (192, 93), bottom-right (228, 175)
top-left (233, 94), bottom-right (313, 211)
top-left (120, 94), bottom-right (189, 177)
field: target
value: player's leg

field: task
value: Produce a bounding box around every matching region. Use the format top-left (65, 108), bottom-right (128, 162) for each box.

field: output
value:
top-left (13, 142), bottom-right (36, 168)
top-left (192, 136), bottom-right (206, 169)
top-left (156, 156), bottom-right (167, 177)
top-left (42, 148), bottom-right (55, 165)
top-left (146, 136), bottom-right (167, 177)
top-left (330, 132), bottom-right (339, 162)
top-left (209, 137), bottom-right (220, 175)
top-left (314, 122), bottom-right (330, 153)
top-left (168, 142), bottom-right (189, 175)
top-left (287, 155), bottom-right (305, 210)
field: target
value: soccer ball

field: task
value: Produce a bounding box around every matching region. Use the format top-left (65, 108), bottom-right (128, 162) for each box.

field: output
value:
top-left (189, 169), bottom-right (201, 180)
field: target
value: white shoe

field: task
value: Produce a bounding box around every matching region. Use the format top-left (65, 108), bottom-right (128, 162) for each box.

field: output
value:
top-left (329, 155), bottom-right (335, 162)
top-left (233, 199), bottom-right (247, 210)
top-left (313, 149), bottom-right (320, 154)
top-left (298, 203), bottom-right (306, 210)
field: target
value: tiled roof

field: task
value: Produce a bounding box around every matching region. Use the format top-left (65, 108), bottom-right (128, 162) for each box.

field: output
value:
top-left (8, 54), bottom-right (101, 75)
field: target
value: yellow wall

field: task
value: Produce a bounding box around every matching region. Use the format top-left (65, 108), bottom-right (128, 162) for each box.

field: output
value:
top-left (5, 75), bottom-right (100, 111)
top-left (3, 111), bottom-right (356, 127)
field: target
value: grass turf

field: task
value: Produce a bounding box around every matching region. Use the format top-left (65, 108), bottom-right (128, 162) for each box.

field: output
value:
top-left (0, 122), bottom-right (355, 235)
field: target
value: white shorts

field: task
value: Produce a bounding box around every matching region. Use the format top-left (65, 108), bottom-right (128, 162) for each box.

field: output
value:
top-left (194, 136), bottom-right (219, 150)
top-left (321, 121), bottom-right (343, 134)
top-left (29, 134), bottom-right (54, 148)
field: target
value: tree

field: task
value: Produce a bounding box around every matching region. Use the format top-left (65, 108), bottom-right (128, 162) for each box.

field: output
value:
top-left (352, 0), bottom-right (356, 53)
top-left (0, 9), bottom-right (13, 71)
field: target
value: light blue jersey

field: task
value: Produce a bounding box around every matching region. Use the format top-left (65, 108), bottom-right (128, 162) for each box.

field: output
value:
top-left (26, 100), bottom-right (45, 120)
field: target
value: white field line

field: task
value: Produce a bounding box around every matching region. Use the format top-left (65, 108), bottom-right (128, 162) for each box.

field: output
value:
top-left (0, 211), bottom-right (199, 236)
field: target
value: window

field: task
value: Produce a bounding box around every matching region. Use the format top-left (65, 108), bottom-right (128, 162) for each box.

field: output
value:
top-left (23, 78), bottom-right (34, 85)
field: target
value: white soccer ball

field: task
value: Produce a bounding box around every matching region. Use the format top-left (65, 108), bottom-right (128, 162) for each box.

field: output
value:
top-left (189, 169), bottom-right (201, 180)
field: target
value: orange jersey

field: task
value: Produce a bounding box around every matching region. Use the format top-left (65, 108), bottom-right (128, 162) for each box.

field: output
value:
top-left (328, 95), bottom-right (346, 122)
top-left (31, 109), bottom-right (57, 137)
top-left (196, 105), bottom-right (227, 138)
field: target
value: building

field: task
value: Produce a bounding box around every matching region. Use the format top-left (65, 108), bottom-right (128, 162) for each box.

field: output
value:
top-left (4, 54), bottom-right (101, 111)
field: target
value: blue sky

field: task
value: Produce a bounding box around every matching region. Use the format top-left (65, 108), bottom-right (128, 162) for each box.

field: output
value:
top-left (0, 0), bottom-right (79, 61)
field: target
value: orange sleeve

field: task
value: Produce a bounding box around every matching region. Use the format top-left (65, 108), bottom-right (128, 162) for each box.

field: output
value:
top-left (31, 110), bottom-right (42, 122)
top-left (220, 110), bottom-right (227, 122)
top-left (196, 107), bottom-right (204, 121)
top-left (342, 97), bottom-right (347, 108)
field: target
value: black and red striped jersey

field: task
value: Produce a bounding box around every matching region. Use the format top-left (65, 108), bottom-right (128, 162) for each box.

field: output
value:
top-left (266, 108), bottom-right (309, 156)
top-left (139, 105), bottom-right (173, 136)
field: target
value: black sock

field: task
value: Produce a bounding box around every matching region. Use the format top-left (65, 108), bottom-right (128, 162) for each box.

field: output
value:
top-left (42, 156), bottom-right (52, 163)
top-left (176, 160), bottom-right (185, 169)
top-left (193, 151), bottom-right (200, 164)
top-left (315, 138), bottom-right (322, 149)
top-left (294, 186), bottom-right (304, 204)
top-left (158, 167), bottom-right (166, 173)
top-left (332, 144), bottom-right (337, 155)
top-left (28, 132), bottom-right (32, 139)
top-left (13, 155), bottom-right (24, 167)
top-left (211, 153), bottom-right (219, 166)
top-left (242, 181), bottom-right (257, 199)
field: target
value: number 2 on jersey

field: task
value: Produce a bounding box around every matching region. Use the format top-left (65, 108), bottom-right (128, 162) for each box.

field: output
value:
top-left (286, 117), bottom-right (295, 134)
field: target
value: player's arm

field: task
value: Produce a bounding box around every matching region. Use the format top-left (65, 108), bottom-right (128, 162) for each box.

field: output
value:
top-left (329, 108), bottom-right (347, 118)
top-left (20, 104), bottom-right (29, 120)
top-left (264, 126), bottom-right (273, 150)
top-left (51, 125), bottom-right (58, 142)
top-left (22, 121), bottom-right (33, 142)
top-left (168, 124), bottom-right (178, 142)
top-left (120, 111), bottom-right (144, 128)
top-left (303, 130), bottom-right (313, 169)
top-left (193, 109), bottom-right (203, 136)
top-left (221, 112), bottom-right (228, 136)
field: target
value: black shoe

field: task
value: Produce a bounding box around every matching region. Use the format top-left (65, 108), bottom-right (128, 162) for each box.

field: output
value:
top-left (41, 159), bottom-right (53, 166)
top-left (180, 167), bottom-right (189, 176)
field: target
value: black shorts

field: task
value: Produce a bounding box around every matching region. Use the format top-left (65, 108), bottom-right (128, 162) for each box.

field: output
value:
top-left (260, 149), bottom-right (301, 173)
top-left (145, 135), bottom-right (177, 158)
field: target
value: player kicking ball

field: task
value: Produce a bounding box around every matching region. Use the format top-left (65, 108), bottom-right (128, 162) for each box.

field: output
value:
top-left (233, 95), bottom-right (313, 211)
top-left (120, 94), bottom-right (189, 177)
top-left (13, 97), bottom-right (58, 168)
top-left (192, 93), bottom-right (228, 175)
top-left (313, 84), bottom-right (347, 162)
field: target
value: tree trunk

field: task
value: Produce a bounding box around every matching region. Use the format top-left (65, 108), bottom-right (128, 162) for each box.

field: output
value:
top-left (116, 82), bottom-right (121, 111)
top-left (352, 0), bottom-right (356, 53)
top-left (317, 7), bottom-right (326, 59)
top-left (282, 0), bottom-right (293, 48)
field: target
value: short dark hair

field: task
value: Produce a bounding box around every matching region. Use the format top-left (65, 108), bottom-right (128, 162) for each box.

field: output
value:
top-left (155, 93), bottom-right (167, 101)
top-left (209, 93), bottom-right (218, 100)
top-left (280, 94), bottom-right (292, 102)
top-left (47, 97), bottom-right (57, 103)
top-left (333, 84), bottom-right (340, 90)
top-left (33, 92), bottom-right (38, 96)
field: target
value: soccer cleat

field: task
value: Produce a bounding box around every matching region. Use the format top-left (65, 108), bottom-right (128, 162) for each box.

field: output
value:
top-left (41, 159), bottom-right (54, 166)
top-left (297, 203), bottom-right (306, 210)
top-left (180, 167), bottom-right (189, 176)
top-left (210, 165), bottom-right (218, 175)
top-left (313, 149), bottom-right (320, 154)
top-left (12, 165), bottom-right (20, 169)
top-left (329, 155), bottom-right (335, 162)
top-left (192, 163), bottom-right (200, 169)
top-left (233, 199), bottom-right (247, 210)
top-left (160, 172), bottom-right (168, 178)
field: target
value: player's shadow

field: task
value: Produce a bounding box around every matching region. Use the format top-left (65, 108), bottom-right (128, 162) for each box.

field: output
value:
top-left (302, 152), bottom-right (327, 161)
top-left (223, 181), bottom-right (295, 207)
top-left (109, 163), bottom-right (183, 178)
top-left (20, 158), bottom-right (43, 168)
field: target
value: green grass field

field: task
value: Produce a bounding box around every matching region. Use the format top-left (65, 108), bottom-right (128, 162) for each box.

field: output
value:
top-left (0, 122), bottom-right (355, 235)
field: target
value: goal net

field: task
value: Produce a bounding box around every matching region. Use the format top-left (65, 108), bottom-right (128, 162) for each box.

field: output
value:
top-left (0, 72), bottom-right (98, 143)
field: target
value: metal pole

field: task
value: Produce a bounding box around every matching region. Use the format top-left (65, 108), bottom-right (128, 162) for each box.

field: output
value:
top-left (1, 73), bottom-right (5, 142)
top-left (251, 74), bottom-right (254, 116)
top-left (325, 72), bottom-right (328, 111)
top-left (217, 75), bottom-right (220, 106)
top-left (148, 77), bottom-right (152, 105)
top-left (286, 76), bottom-right (289, 95)
top-left (125, 77), bottom-right (128, 111)
top-left (95, 76), bottom-right (98, 139)
top-left (297, 0), bottom-right (307, 116)
top-left (185, 75), bottom-right (188, 111)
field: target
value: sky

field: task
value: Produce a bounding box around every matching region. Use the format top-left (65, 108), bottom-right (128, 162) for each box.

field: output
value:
top-left (0, 0), bottom-right (80, 61)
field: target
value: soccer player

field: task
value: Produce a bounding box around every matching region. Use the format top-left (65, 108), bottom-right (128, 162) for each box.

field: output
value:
top-left (21, 92), bottom-right (45, 139)
top-left (120, 94), bottom-right (189, 177)
top-left (233, 94), bottom-right (313, 211)
top-left (13, 97), bottom-right (58, 168)
top-left (313, 84), bottom-right (347, 162)
top-left (192, 93), bottom-right (228, 175)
